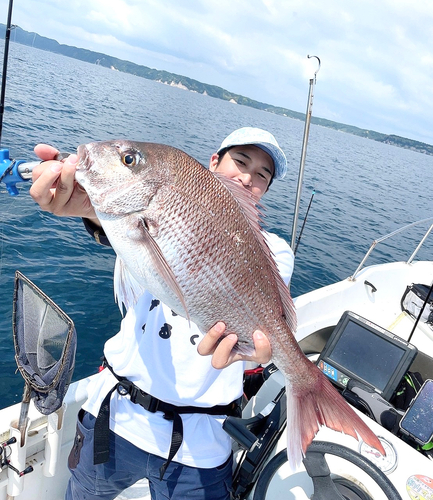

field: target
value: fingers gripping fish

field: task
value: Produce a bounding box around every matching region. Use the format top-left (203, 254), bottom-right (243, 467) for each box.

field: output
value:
top-left (75, 140), bottom-right (385, 468)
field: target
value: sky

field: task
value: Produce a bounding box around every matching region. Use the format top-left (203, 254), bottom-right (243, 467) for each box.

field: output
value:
top-left (2, 0), bottom-right (433, 145)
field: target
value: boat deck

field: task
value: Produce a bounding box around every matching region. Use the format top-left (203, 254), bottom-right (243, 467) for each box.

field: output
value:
top-left (116, 479), bottom-right (149, 499)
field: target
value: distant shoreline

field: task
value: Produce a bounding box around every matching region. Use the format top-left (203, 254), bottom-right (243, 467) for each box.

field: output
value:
top-left (2, 24), bottom-right (432, 156)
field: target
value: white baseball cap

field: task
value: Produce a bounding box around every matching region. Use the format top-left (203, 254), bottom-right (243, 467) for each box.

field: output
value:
top-left (217, 127), bottom-right (288, 180)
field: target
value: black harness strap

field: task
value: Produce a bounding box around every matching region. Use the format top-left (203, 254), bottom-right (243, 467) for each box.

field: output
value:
top-left (93, 361), bottom-right (240, 480)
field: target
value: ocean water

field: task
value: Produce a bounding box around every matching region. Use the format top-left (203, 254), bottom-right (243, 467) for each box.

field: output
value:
top-left (0, 43), bottom-right (432, 409)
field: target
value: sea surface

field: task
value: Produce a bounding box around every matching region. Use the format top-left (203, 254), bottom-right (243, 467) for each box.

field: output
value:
top-left (0, 43), bottom-right (432, 409)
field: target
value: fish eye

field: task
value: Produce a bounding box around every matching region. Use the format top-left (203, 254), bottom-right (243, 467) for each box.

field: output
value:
top-left (121, 151), bottom-right (141, 167)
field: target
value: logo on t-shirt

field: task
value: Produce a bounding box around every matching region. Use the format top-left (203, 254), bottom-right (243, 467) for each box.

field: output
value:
top-left (190, 335), bottom-right (200, 345)
top-left (150, 299), bottom-right (160, 311)
top-left (159, 323), bottom-right (172, 339)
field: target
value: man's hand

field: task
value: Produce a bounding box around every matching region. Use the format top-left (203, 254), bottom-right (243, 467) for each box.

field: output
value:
top-left (198, 322), bottom-right (272, 368)
top-left (30, 144), bottom-right (99, 222)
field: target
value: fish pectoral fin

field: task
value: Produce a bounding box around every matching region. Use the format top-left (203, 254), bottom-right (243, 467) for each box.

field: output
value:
top-left (138, 217), bottom-right (191, 323)
top-left (114, 257), bottom-right (147, 313)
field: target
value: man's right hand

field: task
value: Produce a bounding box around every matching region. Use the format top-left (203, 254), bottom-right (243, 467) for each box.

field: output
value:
top-left (198, 322), bottom-right (272, 369)
top-left (30, 144), bottom-right (100, 223)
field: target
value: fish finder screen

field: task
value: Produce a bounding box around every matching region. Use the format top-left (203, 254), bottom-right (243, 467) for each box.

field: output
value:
top-left (328, 320), bottom-right (406, 391)
top-left (318, 312), bottom-right (418, 400)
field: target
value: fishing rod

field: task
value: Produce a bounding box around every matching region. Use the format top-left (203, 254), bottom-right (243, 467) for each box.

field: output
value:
top-left (294, 189), bottom-right (315, 255)
top-left (290, 55), bottom-right (320, 251)
top-left (408, 282), bottom-right (433, 343)
top-left (0, 0), bottom-right (14, 146)
top-left (0, 0), bottom-right (40, 195)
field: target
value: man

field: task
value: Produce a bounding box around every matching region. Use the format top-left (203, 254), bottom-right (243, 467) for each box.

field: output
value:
top-left (30, 127), bottom-right (294, 499)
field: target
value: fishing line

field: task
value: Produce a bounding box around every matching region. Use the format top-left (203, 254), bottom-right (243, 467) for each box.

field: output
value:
top-left (294, 189), bottom-right (315, 256)
top-left (0, 211), bottom-right (4, 280)
top-left (0, 193), bottom-right (19, 293)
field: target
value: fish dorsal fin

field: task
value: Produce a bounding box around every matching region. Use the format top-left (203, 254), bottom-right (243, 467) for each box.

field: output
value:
top-left (277, 272), bottom-right (297, 333)
top-left (113, 218), bottom-right (190, 323)
top-left (213, 173), bottom-right (265, 234)
top-left (214, 173), bottom-right (297, 333)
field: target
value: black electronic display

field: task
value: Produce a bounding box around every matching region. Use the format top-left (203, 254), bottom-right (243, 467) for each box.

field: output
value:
top-left (317, 311), bottom-right (418, 401)
top-left (400, 379), bottom-right (433, 445)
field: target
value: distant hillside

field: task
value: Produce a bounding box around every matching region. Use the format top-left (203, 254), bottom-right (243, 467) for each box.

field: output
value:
top-left (2, 24), bottom-right (432, 155)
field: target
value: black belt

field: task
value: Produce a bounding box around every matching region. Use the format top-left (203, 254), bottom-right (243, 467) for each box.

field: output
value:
top-left (93, 360), bottom-right (241, 480)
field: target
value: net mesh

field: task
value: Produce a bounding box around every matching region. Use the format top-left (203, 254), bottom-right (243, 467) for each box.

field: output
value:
top-left (13, 271), bottom-right (77, 415)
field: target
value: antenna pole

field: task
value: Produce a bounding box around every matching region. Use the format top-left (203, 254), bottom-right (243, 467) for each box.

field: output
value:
top-left (290, 55), bottom-right (320, 250)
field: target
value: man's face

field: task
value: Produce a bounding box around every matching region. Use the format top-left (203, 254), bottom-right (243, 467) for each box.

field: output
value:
top-left (209, 145), bottom-right (274, 200)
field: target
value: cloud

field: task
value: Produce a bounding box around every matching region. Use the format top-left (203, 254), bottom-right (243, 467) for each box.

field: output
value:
top-left (2, 0), bottom-right (433, 143)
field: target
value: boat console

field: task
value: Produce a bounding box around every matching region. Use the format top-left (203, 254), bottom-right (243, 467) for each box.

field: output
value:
top-left (225, 310), bottom-right (433, 500)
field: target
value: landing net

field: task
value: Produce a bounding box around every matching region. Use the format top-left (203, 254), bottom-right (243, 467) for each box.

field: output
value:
top-left (12, 271), bottom-right (77, 429)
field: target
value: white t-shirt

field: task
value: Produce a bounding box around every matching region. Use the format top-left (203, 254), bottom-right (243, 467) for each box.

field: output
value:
top-left (83, 231), bottom-right (294, 468)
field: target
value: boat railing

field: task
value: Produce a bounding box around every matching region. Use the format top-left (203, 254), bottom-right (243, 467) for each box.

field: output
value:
top-left (350, 217), bottom-right (433, 281)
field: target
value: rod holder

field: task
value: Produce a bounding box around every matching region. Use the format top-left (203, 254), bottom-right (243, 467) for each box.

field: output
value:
top-left (7, 418), bottom-right (30, 496)
top-left (43, 404), bottom-right (66, 477)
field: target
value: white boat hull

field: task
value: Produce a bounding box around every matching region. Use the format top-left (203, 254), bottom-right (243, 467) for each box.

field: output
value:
top-left (0, 257), bottom-right (432, 499)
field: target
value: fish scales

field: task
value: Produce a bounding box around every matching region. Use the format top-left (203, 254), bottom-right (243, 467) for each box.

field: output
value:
top-left (168, 157), bottom-right (287, 341)
top-left (75, 139), bottom-right (385, 469)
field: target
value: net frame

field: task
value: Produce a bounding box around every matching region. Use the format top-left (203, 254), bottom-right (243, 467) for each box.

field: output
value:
top-left (12, 270), bottom-right (77, 415)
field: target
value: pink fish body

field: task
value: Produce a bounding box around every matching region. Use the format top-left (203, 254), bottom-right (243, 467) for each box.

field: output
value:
top-left (75, 140), bottom-right (384, 467)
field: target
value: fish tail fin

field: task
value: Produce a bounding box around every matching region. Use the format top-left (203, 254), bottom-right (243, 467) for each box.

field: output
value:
top-left (285, 374), bottom-right (385, 469)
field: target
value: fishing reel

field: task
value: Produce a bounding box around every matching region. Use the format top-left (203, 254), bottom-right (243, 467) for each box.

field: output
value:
top-left (0, 437), bottom-right (33, 476)
top-left (0, 148), bottom-right (38, 195)
top-left (0, 148), bottom-right (70, 195)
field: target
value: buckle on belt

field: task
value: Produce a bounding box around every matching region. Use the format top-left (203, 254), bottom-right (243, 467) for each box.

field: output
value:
top-left (135, 390), bottom-right (160, 413)
top-left (117, 380), bottom-right (160, 413)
